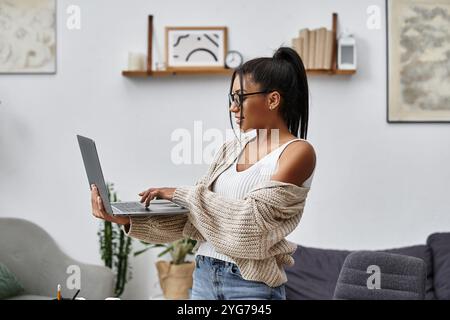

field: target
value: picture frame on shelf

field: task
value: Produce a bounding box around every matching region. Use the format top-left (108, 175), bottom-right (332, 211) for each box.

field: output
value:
top-left (387, 0), bottom-right (450, 123)
top-left (165, 26), bottom-right (228, 69)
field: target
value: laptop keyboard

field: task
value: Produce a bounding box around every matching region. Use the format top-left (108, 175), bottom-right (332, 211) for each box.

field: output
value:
top-left (112, 201), bottom-right (184, 213)
top-left (112, 202), bottom-right (148, 212)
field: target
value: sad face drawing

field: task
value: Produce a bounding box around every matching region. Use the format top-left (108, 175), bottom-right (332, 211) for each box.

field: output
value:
top-left (167, 28), bottom-right (226, 67)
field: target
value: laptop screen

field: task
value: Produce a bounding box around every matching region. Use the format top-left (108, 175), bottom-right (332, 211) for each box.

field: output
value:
top-left (77, 135), bottom-right (114, 214)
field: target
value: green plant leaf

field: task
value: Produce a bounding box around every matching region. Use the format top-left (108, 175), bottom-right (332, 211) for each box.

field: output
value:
top-left (157, 246), bottom-right (173, 257)
top-left (133, 248), bottom-right (150, 257)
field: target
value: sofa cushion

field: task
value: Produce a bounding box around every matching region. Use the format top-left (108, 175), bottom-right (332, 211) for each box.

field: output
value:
top-left (285, 246), bottom-right (351, 300)
top-left (426, 233), bottom-right (450, 300)
top-left (333, 251), bottom-right (427, 300)
top-left (286, 244), bottom-right (435, 300)
top-left (383, 245), bottom-right (435, 300)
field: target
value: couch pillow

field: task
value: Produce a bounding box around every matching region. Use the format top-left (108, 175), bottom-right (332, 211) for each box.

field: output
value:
top-left (0, 263), bottom-right (25, 299)
top-left (427, 233), bottom-right (450, 300)
top-left (285, 244), bottom-right (436, 300)
top-left (382, 245), bottom-right (435, 300)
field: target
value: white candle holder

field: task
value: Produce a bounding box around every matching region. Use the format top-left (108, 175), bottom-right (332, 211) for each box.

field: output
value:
top-left (128, 52), bottom-right (146, 71)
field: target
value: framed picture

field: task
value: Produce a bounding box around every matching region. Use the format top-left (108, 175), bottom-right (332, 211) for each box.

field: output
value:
top-left (165, 26), bottom-right (227, 69)
top-left (387, 0), bottom-right (450, 122)
top-left (0, 0), bottom-right (56, 74)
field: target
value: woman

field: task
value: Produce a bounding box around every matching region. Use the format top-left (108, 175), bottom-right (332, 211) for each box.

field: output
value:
top-left (90, 47), bottom-right (316, 300)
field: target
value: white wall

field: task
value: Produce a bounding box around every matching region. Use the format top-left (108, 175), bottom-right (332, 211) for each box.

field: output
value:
top-left (1, 0), bottom-right (449, 299)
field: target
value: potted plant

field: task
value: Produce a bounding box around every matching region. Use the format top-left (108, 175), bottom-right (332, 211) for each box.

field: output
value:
top-left (134, 238), bottom-right (197, 299)
top-left (98, 182), bottom-right (133, 297)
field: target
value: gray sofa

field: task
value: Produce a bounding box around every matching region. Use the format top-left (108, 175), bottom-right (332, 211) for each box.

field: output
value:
top-left (0, 218), bottom-right (115, 300)
top-left (285, 232), bottom-right (450, 300)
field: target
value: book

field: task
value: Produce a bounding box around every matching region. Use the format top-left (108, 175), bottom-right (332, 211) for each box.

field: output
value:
top-left (324, 30), bottom-right (334, 70)
top-left (299, 37), bottom-right (304, 62)
top-left (308, 29), bottom-right (316, 70)
top-left (299, 28), bottom-right (309, 68)
top-left (319, 27), bottom-right (328, 69)
top-left (292, 37), bottom-right (301, 56)
top-left (314, 27), bottom-right (326, 69)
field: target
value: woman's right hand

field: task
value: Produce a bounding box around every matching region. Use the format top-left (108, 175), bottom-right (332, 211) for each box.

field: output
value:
top-left (91, 184), bottom-right (130, 226)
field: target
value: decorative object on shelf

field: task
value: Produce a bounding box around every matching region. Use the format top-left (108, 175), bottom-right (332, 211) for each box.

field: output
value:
top-left (387, 0), bottom-right (450, 122)
top-left (291, 13), bottom-right (355, 76)
top-left (165, 26), bottom-right (228, 69)
top-left (0, 0), bottom-right (56, 74)
top-left (135, 238), bottom-right (197, 300)
top-left (98, 182), bottom-right (133, 297)
top-left (337, 28), bottom-right (357, 70)
top-left (127, 52), bottom-right (146, 71)
top-left (225, 50), bottom-right (244, 69)
top-left (122, 16), bottom-right (232, 77)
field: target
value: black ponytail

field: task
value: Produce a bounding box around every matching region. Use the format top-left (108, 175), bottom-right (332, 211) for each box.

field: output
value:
top-left (228, 46), bottom-right (309, 139)
top-left (272, 47), bottom-right (309, 139)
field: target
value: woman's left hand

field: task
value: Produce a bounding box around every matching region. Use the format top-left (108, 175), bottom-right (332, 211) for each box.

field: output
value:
top-left (139, 187), bottom-right (176, 207)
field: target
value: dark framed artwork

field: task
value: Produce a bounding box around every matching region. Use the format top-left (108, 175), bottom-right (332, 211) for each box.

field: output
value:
top-left (387, 0), bottom-right (450, 122)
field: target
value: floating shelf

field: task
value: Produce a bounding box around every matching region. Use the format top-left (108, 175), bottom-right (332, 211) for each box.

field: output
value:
top-left (122, 68), bottom-right (234, 77)
top-left (122, 14), bottom-right (356, 78)
top-left (122, 68), bottom-right (355, 77)
top-left (306, 69), bottom-right (356, 75)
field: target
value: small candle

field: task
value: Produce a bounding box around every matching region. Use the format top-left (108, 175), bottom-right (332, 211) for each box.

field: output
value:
top-left (128, 52), bottom-right (146, 71)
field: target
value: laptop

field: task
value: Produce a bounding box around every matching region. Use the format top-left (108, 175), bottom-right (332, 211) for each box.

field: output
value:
top-left (77, 135), bottom-right (189, 216)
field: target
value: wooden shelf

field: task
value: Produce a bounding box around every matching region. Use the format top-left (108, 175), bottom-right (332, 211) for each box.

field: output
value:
top-left (122, 14), bottom-right (356, 79)
top-left (122, 68), bottom-right (355, 77)
top-left (122, 68), bottom-right (234, 77)
top-left (306, 69), bottom-right (356, 75)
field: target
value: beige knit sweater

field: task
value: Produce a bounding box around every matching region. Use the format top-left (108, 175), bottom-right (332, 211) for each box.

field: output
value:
top-left (124, 135), bottom-right (311, 287)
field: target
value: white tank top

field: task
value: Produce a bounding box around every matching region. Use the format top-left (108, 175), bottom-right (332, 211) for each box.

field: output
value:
top-left (195, 137), bottom-right (315, 263)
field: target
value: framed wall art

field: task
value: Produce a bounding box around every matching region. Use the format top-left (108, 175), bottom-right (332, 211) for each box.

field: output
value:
top-left (165, 26), bottom-right (227, 69)
top-left (0, 0), bottom-right (56, 74)
top-left (387, 0), bottom-right (450, 122)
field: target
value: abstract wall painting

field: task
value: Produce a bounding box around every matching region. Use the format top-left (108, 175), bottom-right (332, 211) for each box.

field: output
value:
top-left (0, 0), bottom-right (56, 74)
top-left (387, 0), bottom-right (450, 122)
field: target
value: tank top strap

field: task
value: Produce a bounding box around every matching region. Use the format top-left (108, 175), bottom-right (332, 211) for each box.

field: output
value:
top-left (269, 138), bottom-right (304, 161)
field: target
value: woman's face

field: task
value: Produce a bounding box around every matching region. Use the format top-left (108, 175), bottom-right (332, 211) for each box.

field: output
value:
top-left (229, 74), bottom-right (276, 132)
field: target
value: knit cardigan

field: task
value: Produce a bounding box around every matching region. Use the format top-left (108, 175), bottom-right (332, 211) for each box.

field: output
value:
top-left (124, 135), bottom-right (311, 287)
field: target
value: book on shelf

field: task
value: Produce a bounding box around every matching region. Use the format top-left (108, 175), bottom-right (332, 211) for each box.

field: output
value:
top-left (313, 29), bottom-right (320, 69)
top-left (324, 30), bottom-right (334, 70)
top-left (293, 26), bottom-right (335, 70)
top-left (292, 37), bottom-right (302, 62)
top-left (298, 37), bottom-right (304, 62)
top-left (299, 28), bottom-right (309, 67)
top-left (308, 29), bottom-right (316, 69)
top-left (315, 27), bottom-right (327, 69)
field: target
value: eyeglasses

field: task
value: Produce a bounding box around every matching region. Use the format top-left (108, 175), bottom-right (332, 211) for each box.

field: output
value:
top-left (228, 90), bottom-right (271, 107)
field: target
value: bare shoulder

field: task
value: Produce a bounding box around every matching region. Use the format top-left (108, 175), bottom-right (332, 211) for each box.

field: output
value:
top-left (271, 139), bottom-right (316, 187)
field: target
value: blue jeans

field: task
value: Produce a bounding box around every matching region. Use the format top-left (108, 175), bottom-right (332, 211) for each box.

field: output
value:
top-left (190, 255), bottom-right (286, 300)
